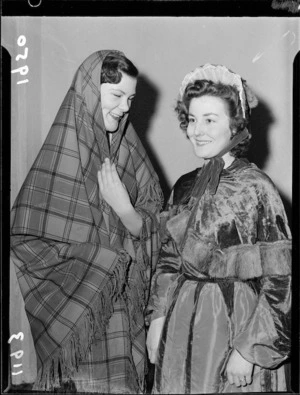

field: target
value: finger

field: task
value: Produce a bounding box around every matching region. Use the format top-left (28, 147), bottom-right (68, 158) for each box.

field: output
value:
top-left (97, 170), bottom-right (103, 190)
top-left (240, 377), bottom-right (247, 387)
top-left (149, 353), bottom-right (155, 364)
top-left (226, 373), bottom-right (234, 386)
top-left (233, 375), bottom-right (241, 387)
top-left (245, 374), bottom-right (252, 385)
top-left (104, 158), bottom-right (112, 170)
top-left (111, 163), bottom-right (120, 183)
top-left (103, 158), bottom-right (114, 184)
top-left (148, 349), bottom-right (155, 364)
top-left (232, 374), bottom-right (241, 387)
top-left (100, 160), bottom-right (111, 186)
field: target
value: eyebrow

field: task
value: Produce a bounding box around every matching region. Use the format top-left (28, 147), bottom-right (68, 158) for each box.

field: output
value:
top-left (188, 112), bottom-right (219, 117)
top-left (203, 112), bottom-right (219, 116)
top-left (111, 88), bottom-right (135, 97)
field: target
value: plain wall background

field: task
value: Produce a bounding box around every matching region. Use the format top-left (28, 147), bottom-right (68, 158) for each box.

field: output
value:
top-left (2, 16), bottom-right (299, 384)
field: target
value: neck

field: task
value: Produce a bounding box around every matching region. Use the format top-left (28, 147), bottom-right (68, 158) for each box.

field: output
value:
top-left (202, 153), bottom-right (235, 169)
top-left (222, 153), bottom-right (235, 169)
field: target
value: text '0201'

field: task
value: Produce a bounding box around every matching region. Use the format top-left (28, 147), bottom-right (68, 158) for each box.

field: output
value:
top-left (11, 35), bottom-right (29, 85)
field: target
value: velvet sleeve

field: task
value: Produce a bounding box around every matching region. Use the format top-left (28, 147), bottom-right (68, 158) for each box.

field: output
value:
top-left (233, 271), bottom-right (291, 369)
top-left (233, 173), bottom-right (292, 369)
top-left (146, 194), bottom-right (183, 323)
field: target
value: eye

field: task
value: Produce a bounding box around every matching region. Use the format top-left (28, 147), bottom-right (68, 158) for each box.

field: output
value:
top-left (113, 94), bottom-right (122, 98)
top-left (188, 117), bottom-right (195, 124)
top-left (205, 118), bottom-right (215, 124)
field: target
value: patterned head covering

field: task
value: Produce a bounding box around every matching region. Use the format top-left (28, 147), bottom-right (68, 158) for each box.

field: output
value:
top-left (11, 50), bottom-right (163, 389)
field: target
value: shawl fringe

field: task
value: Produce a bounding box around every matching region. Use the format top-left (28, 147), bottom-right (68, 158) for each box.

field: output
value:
top-left (124, 233), bottom-right (150, 338)
top-left (33, 250), bottom-right (130, 391)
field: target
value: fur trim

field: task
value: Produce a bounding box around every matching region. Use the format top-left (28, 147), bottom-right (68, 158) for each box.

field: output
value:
top-left (181, 233), bottom-right (291, 280)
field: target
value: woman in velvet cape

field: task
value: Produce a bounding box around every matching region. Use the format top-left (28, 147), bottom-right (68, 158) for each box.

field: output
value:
top-left (146, 64), bottom-right (291, 393)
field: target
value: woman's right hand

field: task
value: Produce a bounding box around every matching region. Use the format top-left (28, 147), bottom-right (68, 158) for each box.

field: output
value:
top-left (226, 349), bottom-right (254, 387)
top-left (98, 158), bottom-right (132, 214)
top-left (146, 316), bottom-right (166, 364)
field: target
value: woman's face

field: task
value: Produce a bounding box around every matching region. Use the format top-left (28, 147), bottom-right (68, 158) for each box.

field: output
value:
top-left (187, 95), bottom-right (233, 160)
top-left (100, 72), bottom-right (137, 132)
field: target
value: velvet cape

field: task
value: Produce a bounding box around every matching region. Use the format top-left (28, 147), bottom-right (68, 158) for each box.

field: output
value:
top-left (147, 158), bottom-right (291, 393)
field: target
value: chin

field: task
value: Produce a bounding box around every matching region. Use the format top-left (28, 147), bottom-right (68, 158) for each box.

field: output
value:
top-left (194, 149), bottom-right (210, 159)
top-left (105, 124), bottom-right (119, 133)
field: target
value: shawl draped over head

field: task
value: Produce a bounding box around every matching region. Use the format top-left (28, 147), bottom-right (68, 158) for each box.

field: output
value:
top-left (10, 50), bottom-right (163, 390)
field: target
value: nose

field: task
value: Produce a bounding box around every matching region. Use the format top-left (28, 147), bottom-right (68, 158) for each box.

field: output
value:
top-left (194, 121), bottom-right (205, 136)
top-left (119, 97), bottom-right (130, 113)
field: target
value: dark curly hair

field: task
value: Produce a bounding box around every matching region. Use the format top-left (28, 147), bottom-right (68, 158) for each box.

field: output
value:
top-left (101, 52), bottom-right (138, 84)
top-left (175, 80), bottom-right (251, 157)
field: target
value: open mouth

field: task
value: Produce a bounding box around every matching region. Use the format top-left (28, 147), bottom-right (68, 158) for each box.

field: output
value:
top-left (110, 113), bottom-right (123, 121)
top-left (195, 140), bottom-right (212, 146)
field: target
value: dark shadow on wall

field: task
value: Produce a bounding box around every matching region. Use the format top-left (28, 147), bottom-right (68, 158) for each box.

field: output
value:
top-left (247, 95), bottom-right (275, 170)
top-left (247, 95), bottom-right (292, 227)
top-left (278, 189), bottom-right (292, 231)
top-left (129, 74), bottom-right (171, 203)
top-left (249, 68), bottom-right (297, 392)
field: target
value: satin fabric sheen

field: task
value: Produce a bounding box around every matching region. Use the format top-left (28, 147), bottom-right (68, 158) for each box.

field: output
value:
top-left (148, 159), bottom-right (291, 393)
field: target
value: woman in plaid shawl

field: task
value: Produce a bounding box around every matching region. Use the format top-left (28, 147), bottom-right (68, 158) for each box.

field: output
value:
top-left (11, 50), bottom-right (163, 393)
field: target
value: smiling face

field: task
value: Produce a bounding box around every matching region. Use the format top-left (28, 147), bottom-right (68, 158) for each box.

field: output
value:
top-left (187, 95), bottom-right (235, 166)
top-left (100, 72), bottom-right (137, 132)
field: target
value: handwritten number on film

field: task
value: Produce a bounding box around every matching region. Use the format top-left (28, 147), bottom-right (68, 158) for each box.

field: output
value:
top-left (11, 35), bottom-right (29, 85)
top-left (8, 332), bottom-right (24, 376)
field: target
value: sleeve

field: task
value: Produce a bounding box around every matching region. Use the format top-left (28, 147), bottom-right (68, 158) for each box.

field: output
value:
top-left (146, 192), bottom-right (183, 323)
top-left (120, 166), bottom-right (163, 317)
top-left (233, 175), bottom-right (292, 369)
top-left (127, 135), bottom-right (164, 274)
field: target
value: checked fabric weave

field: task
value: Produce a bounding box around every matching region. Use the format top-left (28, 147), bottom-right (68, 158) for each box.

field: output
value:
top-left (11, 50), bottom-right (163, 393)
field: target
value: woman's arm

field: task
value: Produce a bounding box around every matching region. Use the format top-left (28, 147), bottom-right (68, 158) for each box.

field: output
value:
top-left (232, 263), bottom-right (291, 369)
top-left (98, 158), bottom-right (142, 237)
top-left (146, 224), bottom-right (182, 363)
top-left (228, 174), bottom-right (292, 378)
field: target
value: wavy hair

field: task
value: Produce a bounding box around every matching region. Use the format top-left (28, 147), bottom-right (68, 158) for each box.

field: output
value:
top-left (175, 80), bottom-right (251, 157)
top-left (101, 52), bottom-right (138, 84)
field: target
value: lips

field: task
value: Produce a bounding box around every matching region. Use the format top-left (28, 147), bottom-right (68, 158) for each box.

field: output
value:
top-left (110, 112), bottom-right (123, 121)
top-left (195, 140), bottom-right (212, 146)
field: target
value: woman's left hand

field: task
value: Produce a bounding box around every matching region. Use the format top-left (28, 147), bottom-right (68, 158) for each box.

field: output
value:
top-left (226, 349), bottom-right (254, 387)
top-left (98, 158), bottom-right (132, 215)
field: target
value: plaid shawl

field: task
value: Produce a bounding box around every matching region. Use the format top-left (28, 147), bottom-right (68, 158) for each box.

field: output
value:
top-left (10, 50), bottom-right (163, 390)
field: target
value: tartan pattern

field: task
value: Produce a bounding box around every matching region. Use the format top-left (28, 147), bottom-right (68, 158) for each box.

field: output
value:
top-left (72, 298), bottom-right (145, 394)
top-left (11, 51), bottom-right (163, 392)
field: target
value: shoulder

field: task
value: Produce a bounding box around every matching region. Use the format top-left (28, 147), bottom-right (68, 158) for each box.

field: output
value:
top-left (234, 163), bottom-right (285, 209)
top-left (123, 123), bottom-right (142, 148)
top-left (173, 168), bottom-right (200, 205)
top-left (238, 163), bottom-right (278, 191)
top-left (174, 168), bottom-right (199, 189)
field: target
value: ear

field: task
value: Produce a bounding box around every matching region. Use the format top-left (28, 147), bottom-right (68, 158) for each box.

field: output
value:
top-left (230, 128), bottom-right (237, 138)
